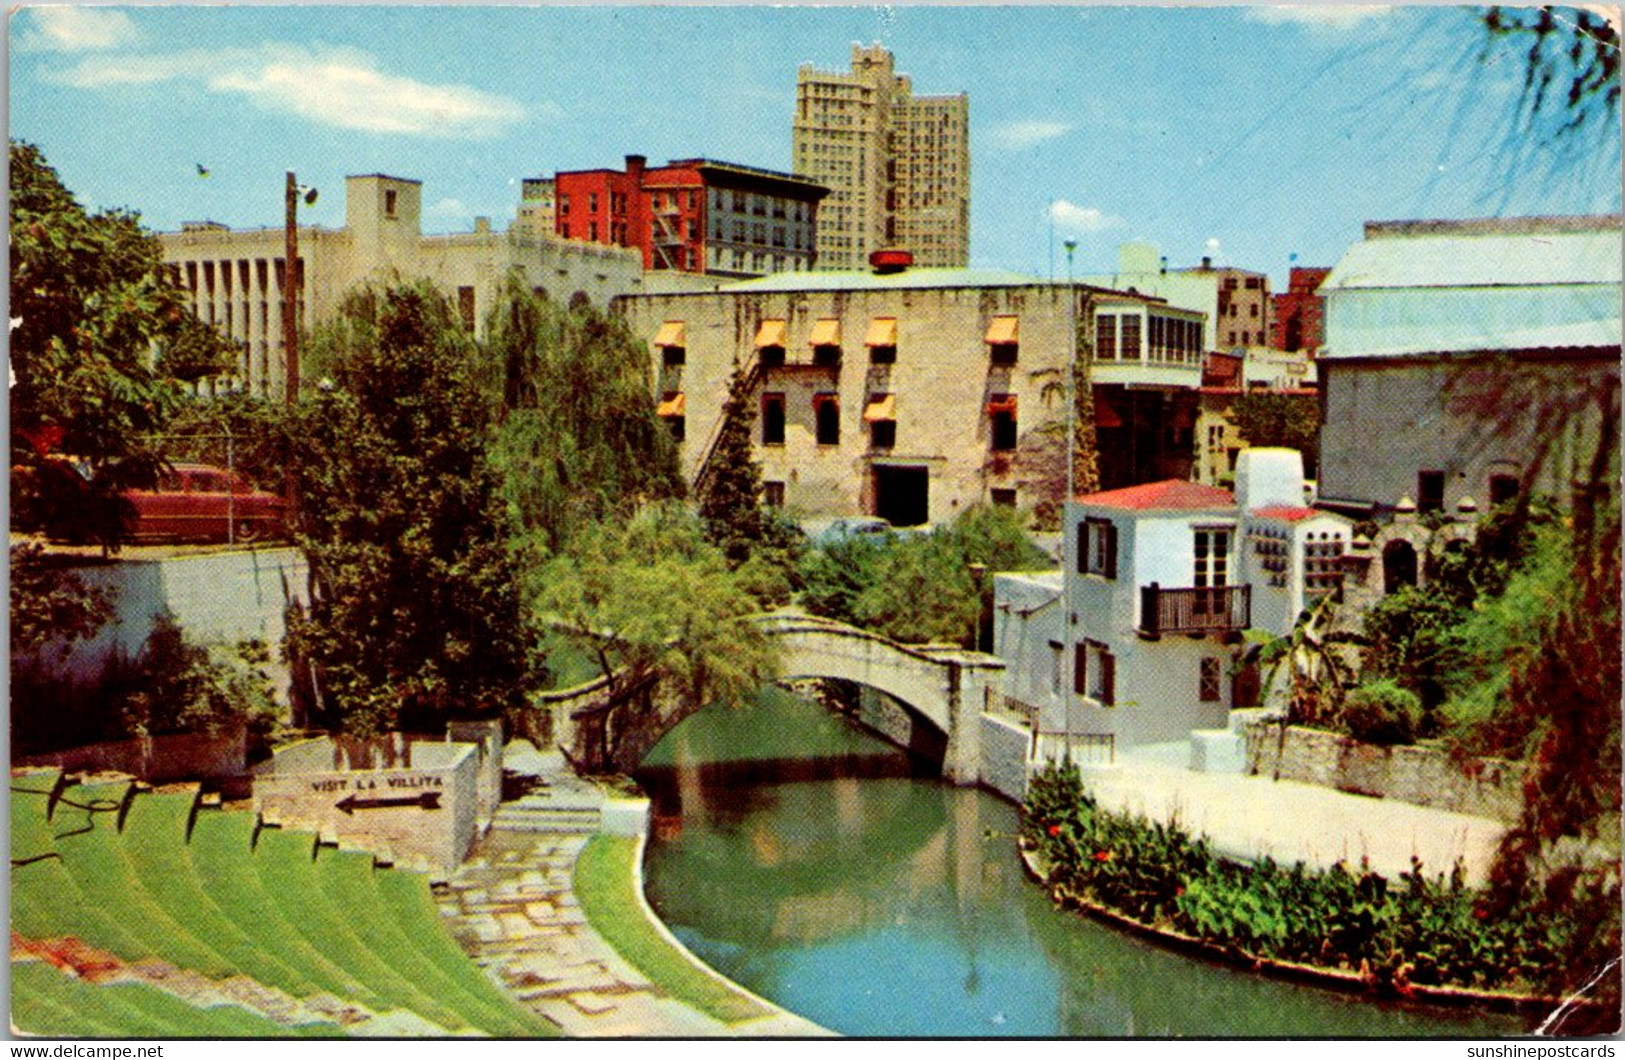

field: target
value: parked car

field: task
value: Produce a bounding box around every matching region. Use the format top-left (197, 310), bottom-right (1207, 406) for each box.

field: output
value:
top-left (123, 463), bottom-right (287, 544)
top-left (805, 516), bottom-right (896, 548)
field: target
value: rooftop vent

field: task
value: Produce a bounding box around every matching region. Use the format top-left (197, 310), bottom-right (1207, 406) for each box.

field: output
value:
top-left (870, 248), bottom-right (913, 275)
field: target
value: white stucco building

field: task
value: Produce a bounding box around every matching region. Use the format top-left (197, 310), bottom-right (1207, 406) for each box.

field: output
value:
top-left (995, 448), bottom-right (1348, 756)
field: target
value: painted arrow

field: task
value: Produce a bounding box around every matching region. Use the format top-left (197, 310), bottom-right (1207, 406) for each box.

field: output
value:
top-left (336, 791), bottom-right (441, 815)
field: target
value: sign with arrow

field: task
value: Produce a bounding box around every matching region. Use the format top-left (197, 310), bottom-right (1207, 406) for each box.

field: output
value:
top-left (336, 792), bottom-right (441, 815)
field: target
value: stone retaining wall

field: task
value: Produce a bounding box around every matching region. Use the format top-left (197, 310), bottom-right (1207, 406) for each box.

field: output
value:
top-left (1245, 721), bottom-right (1525, 823)
top-left (14, 723), bottom-right (247, 783)
top-left (978, 713), bottom-right (1031, 803)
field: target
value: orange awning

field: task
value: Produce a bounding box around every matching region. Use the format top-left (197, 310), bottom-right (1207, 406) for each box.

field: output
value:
top-left (654, 320), bottom-right (686, 347)
top-left (809, 318), bottom-right (841, 346)
top-left (864, 317), bottom-right (899, 347)
top-left (986, 394), bottom-right (1018, 415)
top-left (863, 394), bottom-right (896, 423)
top-left (754, 319), bottom-right (787, 348)
top-left (657, 392), bottom-right (685, 417)
top-left (985, 315), bottom-right (1019, 344)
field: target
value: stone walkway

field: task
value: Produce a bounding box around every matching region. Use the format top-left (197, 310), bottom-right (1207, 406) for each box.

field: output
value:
top-left (1082, 741), bottom-right (1507, 884)
top-left (436, 743), bottom-right (829, 1038)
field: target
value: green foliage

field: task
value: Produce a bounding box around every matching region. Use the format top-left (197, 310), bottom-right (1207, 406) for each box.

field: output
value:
top-left (155, 311), bottom-right (237, 384)
top-left (1340, 679), bottom-right (1423, 747)
top-left (286, 283), bottom-right (533, 736)
top-left (799, 505), bottom-right (1052, 645)
top-left (159, 391), bottom-right (294, 492)
top-left (1022, 763), bottom-right (1582, 997)
top-left (534, 503), bottom-right (780, 761)
top-left (1229, 391), bottom-right (1321, 475)
top-left (1244, 597), bottom-right (1364, 727)
top-left (484, 276), bottom-right (683, 553)
top-left (11, 617), bottom-right (274, 755)
top-left (696, 363), bottom-right (769, 562)
top-left (9, 543), bottom-right (112, 658)
top-left (8, 140), bottom-right (198, 547)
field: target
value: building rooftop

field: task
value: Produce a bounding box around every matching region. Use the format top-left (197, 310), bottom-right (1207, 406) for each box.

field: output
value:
top-left (1321, 216), bottom-right (1623, 291)
top-left (1076, 480), bottom-right (1236, 512)
top-left (725, 267), bottom-right (1044, 293)
top-left (1251, 505), bottom-right (1323, 523)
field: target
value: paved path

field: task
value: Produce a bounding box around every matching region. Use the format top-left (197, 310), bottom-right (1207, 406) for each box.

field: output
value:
top-left (1082, 742), bottom-right (1507, 884)
top-left (436, 743), bottom-right (829, 1038)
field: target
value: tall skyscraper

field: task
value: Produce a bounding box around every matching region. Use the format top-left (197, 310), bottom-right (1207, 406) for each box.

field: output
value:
top-left (793, 44), bottom-right (969, 269)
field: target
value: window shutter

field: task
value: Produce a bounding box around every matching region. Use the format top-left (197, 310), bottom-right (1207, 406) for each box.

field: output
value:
top-left (1104, 523), bottom-right (1119, 580)
top-left (1077, 522), bottom-right (1088, 574)
top-left (1074, 642), bottom-right (1088, 696)
top-left (1101, 651), bottom-right (1116, 706)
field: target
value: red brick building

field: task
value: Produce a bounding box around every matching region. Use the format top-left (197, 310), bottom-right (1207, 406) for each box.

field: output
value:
top-left (551, 155), bottom-right (827, 279)
top-left (1272, 266), bottom-right (1331, 352)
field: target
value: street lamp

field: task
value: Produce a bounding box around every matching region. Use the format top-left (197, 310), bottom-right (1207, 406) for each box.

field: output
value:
top-left (283, 172), bottom-right (318, 406)
top-left (968, 562), bottom-right (987, 652)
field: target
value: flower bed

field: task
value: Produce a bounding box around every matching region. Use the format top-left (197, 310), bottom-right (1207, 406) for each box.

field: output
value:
top-left (1021, 762), bottom-right (1608, 1020)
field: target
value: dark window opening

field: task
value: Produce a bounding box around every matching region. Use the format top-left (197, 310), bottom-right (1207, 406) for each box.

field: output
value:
top-left (990, 409), bottom-right (1018, 451)
top-left (870, 344), bottom-right (896, 365)
top-left (991, 488), bottom-right (1017, 508)
top-left (989, 342), bottom-right (1018, 367)
top-left (870, 419), bottom-right (896, 450)
top-left (661, 345), bottom-right (685, 366)
top-left (1383, 540), bottom-right (1418, 594)
top-left (813, 345), bottom-right (842, 367)
top-left (384, 189), bottom-right (398, 217)
top-left (763, 481), bottom-right (785, 507)
top-left (1418, 470), bottom-right (1445, 513)
top-left (759, 346), bottom-right (786, 369)
top-left (873, 464), bottom-right (930, 528)
top-left (666, 416), bottom-right (686, 442)
top-left (1489, 473), bottom-right (1520, 507)
top-left (814, 395), bottom-right (840, 445)
top-left (762, 394), bottom-right (786, 446)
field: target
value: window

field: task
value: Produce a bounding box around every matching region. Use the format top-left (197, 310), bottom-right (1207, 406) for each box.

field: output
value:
top-left (814, 394), bottom-right (840, 445)
top-left (1305, 532), bottom-right (1345, 598)
top-left (1489, 473), bottom-right (1520, 506)
top-left (661, 344), bottom-right (685, 366)
top-left (763, 481), bottom-right (786, 508)
top-left (762, 393), bottom-right (786, 446)
top-left (991, 488), bottom-right (1017, 508)
top-left (1244, 276), bottom-right (1261, 290)
top-left (1199, 657), bottom-right (1223, 703)
top-left (1074, 639), bottom-right (1115, 705)
top-left (754, 319), bottom-right (787, 367)
top-left (1080, 517), bottom-right (1117, 578)
top-left (1096, 314), bottom-right (1117, 360)
top-left (988, 394), bottom-right (1018, 451)
top-left (864, 393), bottom-right (896, 449)
top-left (1193, 528), bottom-right (1231, 587)
top-left (384, 189), bottom-right (397, 217)
top-left (589, 193), bottom-right (598, 213)
top-left (870, 418), bottom-right (896, 449)
top-left (1418, 470), bottom-right (1445, 513)
top-left (1049, 640), bottom-right (1065, 695)
top-left (1120, 314), bottom-right (1142, 360)
top-left (865, 317), bottom-right (898, 363)
top-left (657, 392), bottom-right (686, 442)
top-left (986, 315), bottom-right (1019, 365)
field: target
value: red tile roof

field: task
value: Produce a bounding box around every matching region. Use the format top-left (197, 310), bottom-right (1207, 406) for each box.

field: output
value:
top-left (1252, 505), bottom-right (1321, 522)
top-left (1077, 480), bottom-right (1236, 511)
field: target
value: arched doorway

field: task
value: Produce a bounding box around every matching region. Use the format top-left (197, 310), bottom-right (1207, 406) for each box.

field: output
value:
top-left (1383, 539), bottom-right (1418, 594)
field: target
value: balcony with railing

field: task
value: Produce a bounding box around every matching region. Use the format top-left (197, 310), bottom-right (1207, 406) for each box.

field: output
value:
top-left (1137, 582), bottom-right (1250, 638)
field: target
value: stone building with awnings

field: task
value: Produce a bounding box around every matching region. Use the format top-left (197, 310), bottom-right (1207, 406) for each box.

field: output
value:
top-left (615, 251), bottom-right (1208, 527)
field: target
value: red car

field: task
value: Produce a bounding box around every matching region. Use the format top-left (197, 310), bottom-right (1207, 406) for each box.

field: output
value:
top-left (124, 463), bottom-right (288, 544)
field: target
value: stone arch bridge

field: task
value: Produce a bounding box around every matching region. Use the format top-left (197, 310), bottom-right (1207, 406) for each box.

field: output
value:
top-left (536, 610), bottom-right (1006, 783)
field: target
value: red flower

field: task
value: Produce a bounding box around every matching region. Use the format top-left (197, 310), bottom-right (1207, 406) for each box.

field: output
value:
top-left (1047, 824), bottom-right (1062, 837)
top-left (1093, 850), bottom-right (1113, 862)
top-left (1472, 906), bottom-right (1488, 920)
top-left (1175, 886), bottom-right (1185, 897)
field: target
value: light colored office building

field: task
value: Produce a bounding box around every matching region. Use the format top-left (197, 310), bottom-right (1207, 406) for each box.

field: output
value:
top-left (793, 44), bottom-right (969, 269)
top-left (161, 174), bottom-right (717, 398)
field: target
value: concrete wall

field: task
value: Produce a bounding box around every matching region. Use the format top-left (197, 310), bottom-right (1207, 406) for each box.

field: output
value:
top-left (14, 724), bottom-right (247, 783)
top-left (1319, 352), bottom-right (1619, 511)
top-left (1245, 722), bottom-right (1525, 824)
top-left (22, 546), bottom-right (308, 701)
top-left (254, 738), bottom-right (479, 875)
top-left (978, 712), bottom-right (1030, 803)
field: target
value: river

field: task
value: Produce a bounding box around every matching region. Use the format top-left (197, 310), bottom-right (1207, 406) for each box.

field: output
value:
top-left (636, 686), bottom-right (1522, 1037)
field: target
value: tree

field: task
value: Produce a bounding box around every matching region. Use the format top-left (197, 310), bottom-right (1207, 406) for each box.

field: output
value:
top-left (1029, 314), bottom-right (1101, 529)
top-left (9, 543), bottom-right (111, 658)
top-left (8, 141), bottom-right (214, 547)
top-left (1229, 391), bottom-right (1321, 476)
top-left (1480, 7), bottom-right (1621, 175)
top-left (535, 503), bottom-right (779, 770)
top-left (285, 283), bottom-right (534, 736)
top-left (697, 362), bottom-right (769, 565)
top-left (483, 275), bottom-right (683, 553)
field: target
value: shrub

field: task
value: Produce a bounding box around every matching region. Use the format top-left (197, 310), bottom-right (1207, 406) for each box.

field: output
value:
top-left (1340, 679), bottom-right (1423, 746)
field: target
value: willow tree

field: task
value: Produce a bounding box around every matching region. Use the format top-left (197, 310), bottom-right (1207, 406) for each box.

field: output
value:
top-left (485, 275), bottom-right (683, 553)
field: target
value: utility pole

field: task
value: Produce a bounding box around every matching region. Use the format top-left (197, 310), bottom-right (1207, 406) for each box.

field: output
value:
top-left (283, 171), bottom-right (300, 405)
top-left (1064, 239), bottom-right (1078, 507)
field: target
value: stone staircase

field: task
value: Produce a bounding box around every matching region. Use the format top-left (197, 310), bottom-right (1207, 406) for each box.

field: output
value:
top-left (492, 743), bottom-right (605, 836)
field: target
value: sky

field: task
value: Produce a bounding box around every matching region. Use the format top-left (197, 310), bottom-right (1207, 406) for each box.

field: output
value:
top-left (9, 4), bottom-right (1622, 285)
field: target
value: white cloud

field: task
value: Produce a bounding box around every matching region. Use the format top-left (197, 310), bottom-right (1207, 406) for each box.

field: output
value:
top-left (17, 7), bottom-right (139, 52)
top-left (1049, 200), bottom-right (1123, 234)
top-left (1246, 6), bottom-right (1391, 31)
top-left (990, 119), bottom-right (1072, 150)
top-left (49, 44), bottom-right (525, 139)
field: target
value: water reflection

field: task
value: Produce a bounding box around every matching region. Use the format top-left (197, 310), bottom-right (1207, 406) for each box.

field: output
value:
top-left (638, 688), bottom-right (1522, 1038)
